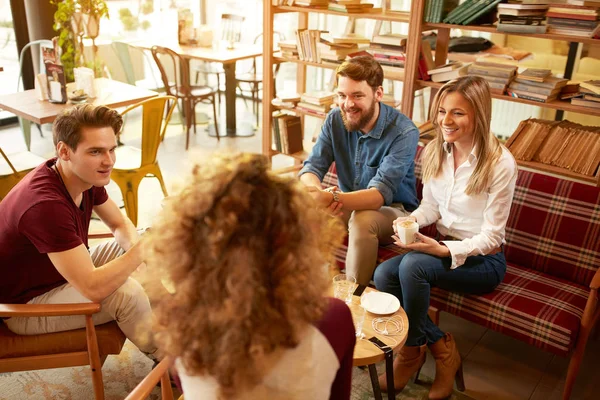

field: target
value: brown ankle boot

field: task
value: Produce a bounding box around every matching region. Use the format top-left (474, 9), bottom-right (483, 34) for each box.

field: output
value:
top-left (428, 333), bottom-right (465, 400)
top-left (378, 344), bottom-right (426, 393)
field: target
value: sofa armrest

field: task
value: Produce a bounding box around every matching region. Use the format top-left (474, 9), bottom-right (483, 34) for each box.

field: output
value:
top-left (590, 267), bottom-right (600, 290)
top-left (0, 303), bottom-right (101, 318)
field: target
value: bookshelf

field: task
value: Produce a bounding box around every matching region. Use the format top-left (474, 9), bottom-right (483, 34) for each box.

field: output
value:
top-left (262, 1), bottom-right (411, 159)
top-left (401, 0), bottom-right (600, 185)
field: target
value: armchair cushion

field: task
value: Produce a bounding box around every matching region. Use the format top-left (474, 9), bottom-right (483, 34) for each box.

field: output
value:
top-left (0, 320), bottom-right (126, 359)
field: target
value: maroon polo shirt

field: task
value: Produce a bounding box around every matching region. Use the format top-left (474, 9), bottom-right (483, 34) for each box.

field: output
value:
top-left (0, 158), bottom-right (108, 304)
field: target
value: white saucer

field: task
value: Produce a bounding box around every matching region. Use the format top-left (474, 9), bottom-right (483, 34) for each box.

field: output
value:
top-left (360, 292), bottom-right (400, 315)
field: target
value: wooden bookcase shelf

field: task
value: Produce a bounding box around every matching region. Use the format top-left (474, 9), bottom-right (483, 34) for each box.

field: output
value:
top-left (417, 80), bottom-right (600, 117)
top-left (422, 23), bottom-right (600, 46)
top-left (274, 6), bottom-right (410, 23)
top-left (274, 105), bottom-right (328, 120)
top-left (263, 0), bottom-right (600, 184)
top-left (275, 55), bottom-right (405, 81)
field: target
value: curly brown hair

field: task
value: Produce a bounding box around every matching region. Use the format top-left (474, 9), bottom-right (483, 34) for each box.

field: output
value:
top-left (143, 152), bottom-right (344, 398)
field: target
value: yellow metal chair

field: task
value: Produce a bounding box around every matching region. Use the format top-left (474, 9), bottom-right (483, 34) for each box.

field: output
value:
top-left (124, 356), bottom-right (175, 400)
top-left (111, 96), bottom-right (176, 226)
top-left (0, 147), bottom-right (46, 200)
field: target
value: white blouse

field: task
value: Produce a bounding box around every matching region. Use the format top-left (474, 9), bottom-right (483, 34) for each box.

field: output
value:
top-left (411, 144), bottom-right (518, 269)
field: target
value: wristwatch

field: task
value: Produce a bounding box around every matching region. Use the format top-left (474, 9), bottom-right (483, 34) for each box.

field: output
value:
top-left (325, 186), bottom-right (340, 202)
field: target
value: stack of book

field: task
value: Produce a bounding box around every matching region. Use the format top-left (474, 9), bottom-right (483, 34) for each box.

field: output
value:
top-left (272, 112), bottom-right (304, 155)
top-left (442, 0), bottom-right (503, 25)
top-left (271, 94), bottom-right (301, 109)
top-left (328, 0), bottom-right (376, 13)
top-left (497, 3), bottom-right (548, 34)
top-left (418, 40), bottom-right (436, 81)
top-left (468, 62), bottom-right (518, 95)
top-left (424, 0), bottom-right (459, 23)
top-left (296, 91), bottom-right (336, 117)
top-left (293, 0), bottom-right (329, 9)
top-left (507, 69), bottom-right (567, 103)
top-left (558, 82), bottom-right (581, 100)
top-left (369, 34), bottom-right (407, 75)
top-left (506, 118), bottom-right (600, 177)
top-left (571, 80), bottom-right (600, 108)
top-left (318, 39), bottom-right (366, 64)
top-left (428, 61), bottom-right (470, 82)
top-left (546, 4), bottom-right (600, 38)
top-left (279, 41), bottom-right (299, 60)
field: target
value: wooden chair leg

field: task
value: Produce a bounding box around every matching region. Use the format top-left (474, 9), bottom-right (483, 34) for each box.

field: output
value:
top-left (184, 99), bottom-right (192, 150)
top-left (212, 95), bottom-right (220, 140)
top-left (86, 315), bottom-right (105, 400)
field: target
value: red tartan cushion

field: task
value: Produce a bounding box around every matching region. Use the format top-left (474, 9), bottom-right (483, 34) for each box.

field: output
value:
top-left (429, 263), bottom-right (589, 357)
top-left (504, 171), bottom-right (600, 287)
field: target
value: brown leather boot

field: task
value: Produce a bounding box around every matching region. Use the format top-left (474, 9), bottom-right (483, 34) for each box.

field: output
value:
top-left (428, 333), bottom-right (465, 400)
top-left (378, 344), bottom-right (426, 393)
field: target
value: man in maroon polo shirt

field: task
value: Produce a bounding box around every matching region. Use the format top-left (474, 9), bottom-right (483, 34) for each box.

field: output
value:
top-left (0, 104), bottom-right (156, 356)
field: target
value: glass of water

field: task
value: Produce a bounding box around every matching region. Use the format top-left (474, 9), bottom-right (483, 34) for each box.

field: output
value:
top-left (333, 274), bottom-right (357, 304)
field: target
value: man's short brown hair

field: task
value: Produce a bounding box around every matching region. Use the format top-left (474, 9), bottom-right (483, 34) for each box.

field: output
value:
top-left (53, 104), bottom-right (123, 150)
top-left (335, 55), bottom-right (384, 91)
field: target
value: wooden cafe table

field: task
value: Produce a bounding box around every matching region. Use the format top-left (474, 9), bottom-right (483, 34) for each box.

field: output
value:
top-left (131, 41), bottom-right (264, 137)
top-left (332, 285), bottom-right (409, 400)
top-left (0, 78), bottom-right (158, 149)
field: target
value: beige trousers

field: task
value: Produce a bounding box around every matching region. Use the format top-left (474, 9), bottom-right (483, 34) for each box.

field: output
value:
top-left (344, 204), bottom-right (409, 285)
top-left (5, 240), bottom-right (156, 355)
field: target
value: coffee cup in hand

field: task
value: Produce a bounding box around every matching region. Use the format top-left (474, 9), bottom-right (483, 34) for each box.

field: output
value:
top-left (396, 220), bottom-right (419, 245)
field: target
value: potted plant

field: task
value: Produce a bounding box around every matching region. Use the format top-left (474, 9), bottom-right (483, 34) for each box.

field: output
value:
top-left (51, 0), bottom-right (80, 82)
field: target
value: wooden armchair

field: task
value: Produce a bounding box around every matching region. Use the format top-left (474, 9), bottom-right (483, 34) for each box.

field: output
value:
top-left (0, 303), bottom-right (126, 400)
top-left (125, 356), bottom-right (175, 400)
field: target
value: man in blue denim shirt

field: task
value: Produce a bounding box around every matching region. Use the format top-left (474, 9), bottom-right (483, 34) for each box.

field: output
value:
top-left (299, 56), bottom-right (419, 285)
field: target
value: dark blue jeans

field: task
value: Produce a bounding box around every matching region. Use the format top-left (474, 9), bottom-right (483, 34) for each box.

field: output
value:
top-left (373, 251), bottom-right (506, 347)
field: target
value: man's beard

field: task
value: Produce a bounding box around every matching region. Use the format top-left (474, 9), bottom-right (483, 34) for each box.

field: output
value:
top-left (341, 99), bottom-right (377, 132)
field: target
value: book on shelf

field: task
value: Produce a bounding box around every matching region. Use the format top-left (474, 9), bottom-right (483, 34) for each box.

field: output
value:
top-left (294, 0), bottom-right (329, 8)
top-left (371, 33), bottom-right (407, 47)
top-left (497, 23), bottom-right (548, 33)
top-left (345, 49), bottom-right (373, 59)
top-left (509, 81), bottom-right (562, 96)
top-left (479, 46), bottom-right (532, 61)
top-left (332, 33), bottom-right (371, 45)
top-left (301, 91), bottom-right (336, 104)
top-left (431, 63), bottom-right (471, 82)
top-left (427, 61), bottom-right (462, 75)
top-left (460, 0), bottom-right (505, 25)
top-left (547, 24), bottom-right (600, 37)
top-left (507, 118), bottom-right (600, 177)
top-left (498, 16), bottom-right (547, 26)
top-left (428, 0), bottom-right (460, 23)
top-left (583, 93), bottom-right (600, 102)
top-left (468, 62), bottom-right (518, 78)
top-left (507, 88), bottom-right (558, 103)
top-left (273, 114), bottom-right (304, 155)
top-left (574, 95), bottom-right (600, 105)
top-left (547, 17), bottom-right (599, 29)
top-left (518, 68), bottom-right (553, 82)
top-left (579, 80), bottom-right (600, 94)
top-left (497, 3), bottom-right (550, 11)
top-left (513, 75), bottom-right (569, 89)
top-left (368, 43), bottom-right (406, 56)
top-left (296, 101), bottom-right (331, 113)
top-left (328, 2), bottom-right (375, 13)
top-left (470, 73), bottom-right (512, 85)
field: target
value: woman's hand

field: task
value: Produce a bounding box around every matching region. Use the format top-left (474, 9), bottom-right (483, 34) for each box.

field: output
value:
top-left (392, 215), bottom-right (417, 236)
top-left (392, 232), bottom-right (451, 258)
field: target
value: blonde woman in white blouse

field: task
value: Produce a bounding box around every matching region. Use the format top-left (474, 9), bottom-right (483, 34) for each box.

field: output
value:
top-left (373, 76), bottom-right (518, 400)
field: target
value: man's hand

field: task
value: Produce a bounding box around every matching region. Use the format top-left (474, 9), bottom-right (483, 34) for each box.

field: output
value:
top-left (306, 186), bottom-right (334, 208)
top-left (391, 232), bottom-right (451, 258)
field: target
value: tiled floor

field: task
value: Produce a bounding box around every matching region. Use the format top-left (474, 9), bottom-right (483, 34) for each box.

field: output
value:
top-left (1, 100), bottom-right (598, 400)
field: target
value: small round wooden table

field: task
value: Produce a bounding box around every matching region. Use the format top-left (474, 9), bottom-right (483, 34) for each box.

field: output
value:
top-left (347, 286), bottom-right (409, 400)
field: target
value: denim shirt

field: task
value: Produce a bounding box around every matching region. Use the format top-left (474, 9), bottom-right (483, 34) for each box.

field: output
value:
top-left (299, 102), bottom-right (419, 210)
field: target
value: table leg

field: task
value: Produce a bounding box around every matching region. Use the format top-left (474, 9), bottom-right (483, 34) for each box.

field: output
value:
top-left (216, 62), bottom-right (254, 138)
top-left (385, 351), bottom-right (396, 400)
top-left (368, 364), bottom-right (383, 400)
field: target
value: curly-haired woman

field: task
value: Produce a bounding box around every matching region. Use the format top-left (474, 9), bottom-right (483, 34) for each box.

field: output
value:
top-left (143, 152), bottom-right (356, 400)
top-left (374, 76), bottom-right (518, 399)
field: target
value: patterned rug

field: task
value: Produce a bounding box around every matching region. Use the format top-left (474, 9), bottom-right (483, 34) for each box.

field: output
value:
top-left (0, 341), bottom-right (473, 400)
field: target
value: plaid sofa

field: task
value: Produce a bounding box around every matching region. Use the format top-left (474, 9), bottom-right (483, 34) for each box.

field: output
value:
top-left (323, 145), bottom-right (600, 369)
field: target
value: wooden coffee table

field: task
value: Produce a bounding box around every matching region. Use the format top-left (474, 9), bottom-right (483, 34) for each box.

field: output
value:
top-left (347, 287), bottom-right (409, 400)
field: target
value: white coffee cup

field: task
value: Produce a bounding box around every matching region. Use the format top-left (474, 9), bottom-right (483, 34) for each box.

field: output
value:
top-left (396, 220), bottom-right (419, 245)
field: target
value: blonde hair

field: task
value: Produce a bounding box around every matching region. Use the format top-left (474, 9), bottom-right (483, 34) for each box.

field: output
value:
top-left (143, 152), bottom-right (344, 398)
top-left (422, 75), bottom-right (502, 195)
